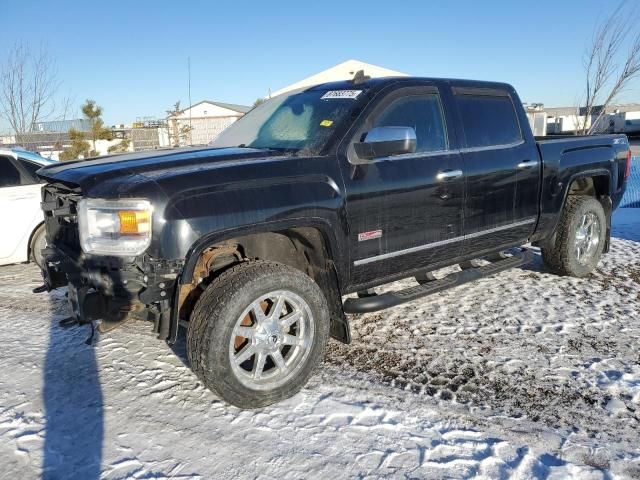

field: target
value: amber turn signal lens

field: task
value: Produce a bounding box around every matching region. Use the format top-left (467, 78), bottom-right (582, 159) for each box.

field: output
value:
top-left (118, 210), bottom-right (151, 235)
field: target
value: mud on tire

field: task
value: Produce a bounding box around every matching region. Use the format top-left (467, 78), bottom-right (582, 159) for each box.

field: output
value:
top-left (186, 260), bottom-right (330, 408)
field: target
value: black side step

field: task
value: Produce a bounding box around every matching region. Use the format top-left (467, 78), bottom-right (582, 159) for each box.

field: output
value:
top-left (344, 249), bottom-right (534, 314)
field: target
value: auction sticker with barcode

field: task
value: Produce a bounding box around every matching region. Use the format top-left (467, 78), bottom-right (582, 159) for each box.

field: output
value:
top-left (321, 90), bottom-right (362, 99)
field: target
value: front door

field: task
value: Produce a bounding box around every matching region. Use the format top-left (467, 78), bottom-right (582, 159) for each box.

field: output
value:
top-left (339, 85), bottom-right (465, 287)
top-left (0, 155), bottom-right (41, 262)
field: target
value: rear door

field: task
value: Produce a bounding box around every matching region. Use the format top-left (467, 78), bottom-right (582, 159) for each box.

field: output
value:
top-left (452, 87), bottom-right (539, 254)
top-left (340, 85), bottom-right (465, 287)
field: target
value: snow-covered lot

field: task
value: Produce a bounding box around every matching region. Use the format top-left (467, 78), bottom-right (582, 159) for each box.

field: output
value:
top-left (1, 212), bottom-right (639, 479)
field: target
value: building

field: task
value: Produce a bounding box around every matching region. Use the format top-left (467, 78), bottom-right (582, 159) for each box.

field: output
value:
top-left (128, 124), bottom-right (171, 151)
top-left (34, 119), bottom-right (91, 133)
top-left (269, 59), bottom-right (407, 98)
top-left (609, 104), bottom-right (640, 135)
top-left (0, 120), bottom-right (171, 159)
top-left (167, 101), bottom-right (251, 146)
top-left (523, 103), bottom-right (547, 137)
top-left (546, 103), bottom-right (640, 135)
top-left (547, 106), bottom-right (598, 134)
top-left (2, 131), bottom-right (74, 159)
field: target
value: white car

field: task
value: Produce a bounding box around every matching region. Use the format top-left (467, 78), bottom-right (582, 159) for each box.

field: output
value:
top-left (0, 148), bottom-right (55, 268)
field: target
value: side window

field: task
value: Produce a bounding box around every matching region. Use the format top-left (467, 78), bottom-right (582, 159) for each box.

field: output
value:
top-left (17, 159), bottom-right (41, 185)
top-left (373, 95), bottom-right (447, 153)
top-left (0, 156), bottom-right (21, 188)
top-left (456, 94), bottom-right (522, 148)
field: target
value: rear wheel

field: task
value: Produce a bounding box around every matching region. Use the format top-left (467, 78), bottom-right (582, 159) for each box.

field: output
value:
top-left (29, 225), bottom-right (47, 269)
top-left (187, 260), bottom-right (330, 408)
top-left (541, 196), bottom-right (606, 277)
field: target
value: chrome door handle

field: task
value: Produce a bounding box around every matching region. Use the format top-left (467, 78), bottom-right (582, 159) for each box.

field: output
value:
top-left (436, 169), bottom-right (463, 181)
top-left (517, 160), bottom-right (538, 169)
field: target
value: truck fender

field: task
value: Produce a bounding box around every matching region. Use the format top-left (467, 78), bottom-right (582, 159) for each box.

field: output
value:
top-left (168, 218), bottom-right (351, 344)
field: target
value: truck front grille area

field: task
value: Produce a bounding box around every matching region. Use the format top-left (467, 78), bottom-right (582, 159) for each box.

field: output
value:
top-left (42, 183), bottom-right (82, 257)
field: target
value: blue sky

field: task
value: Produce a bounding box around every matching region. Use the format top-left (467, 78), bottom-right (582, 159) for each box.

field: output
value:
top-left (1, 0), bottom-right (638, 128)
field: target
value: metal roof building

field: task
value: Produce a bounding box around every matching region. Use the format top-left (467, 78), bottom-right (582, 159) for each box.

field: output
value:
top-left (167, 101), bottom-right (250, 146)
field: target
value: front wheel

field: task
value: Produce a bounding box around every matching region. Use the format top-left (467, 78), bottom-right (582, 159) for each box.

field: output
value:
top-left (29, 225), bottom-right (47, 269)
top-left (187, 261), bottom-right (330, 408)
top-left (541, 196), bottom-right (606, 277)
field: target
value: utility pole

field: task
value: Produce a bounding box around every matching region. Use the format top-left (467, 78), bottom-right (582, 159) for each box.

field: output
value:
top-left (188, 57), bottom-right (192, 146)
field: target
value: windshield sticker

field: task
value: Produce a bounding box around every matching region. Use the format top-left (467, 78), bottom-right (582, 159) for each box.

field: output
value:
top-left (320, 119), bottom-right (334, 127)
top-left (321, 90), bottom-right (362, 100)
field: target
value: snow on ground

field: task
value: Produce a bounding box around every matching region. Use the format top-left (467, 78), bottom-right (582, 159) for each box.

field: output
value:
top-left (0, 212), bottom-right (639, 479)
top-left (613, 208), bottom-right (640, 242)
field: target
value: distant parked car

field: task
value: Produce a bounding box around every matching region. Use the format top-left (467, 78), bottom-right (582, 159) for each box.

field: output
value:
top-left (0, 148), bottom-right (55, 268)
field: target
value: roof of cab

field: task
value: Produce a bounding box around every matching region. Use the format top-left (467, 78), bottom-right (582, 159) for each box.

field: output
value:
top-left (0, 148), bottom-right (56, 164)
top-left (305, 76), bottom-right (515, 93)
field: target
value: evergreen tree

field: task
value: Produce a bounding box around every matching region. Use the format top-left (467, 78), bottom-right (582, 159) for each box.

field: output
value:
top-left (59, 99), bottom-right (112, 160)
top-left (59, 128), bottom-right (90, 161)
top-left (82, 100), bottom-right (113, 155)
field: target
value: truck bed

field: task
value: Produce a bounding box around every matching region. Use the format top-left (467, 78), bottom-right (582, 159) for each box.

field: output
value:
top-left (533, 133), bottom-right (630, 242)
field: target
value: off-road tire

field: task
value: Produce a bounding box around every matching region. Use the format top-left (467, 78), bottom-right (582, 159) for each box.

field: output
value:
top-left (541, 196), bottom-right (606, 277)
top-left (29, 224), bottom-right (47, 269)
top-left (187, 260), bottom-right (330, 408)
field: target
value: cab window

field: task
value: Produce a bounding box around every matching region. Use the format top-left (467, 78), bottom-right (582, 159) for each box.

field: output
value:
top-left (372, 94), bottom-right (448, 153)
top-left (0, 156), bottom-right (21, 188)
top-left (17, 158), bottom-right (42, 185)
top-left (456, 94), bottom-right (522, 148)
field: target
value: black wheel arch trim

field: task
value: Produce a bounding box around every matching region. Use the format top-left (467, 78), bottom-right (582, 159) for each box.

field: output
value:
top-left (179, 217), bottom-right (347, 288)
top-left (542, 168), bottom-right (612, 244)
top-left (175, 217), bottom-right (352, 345)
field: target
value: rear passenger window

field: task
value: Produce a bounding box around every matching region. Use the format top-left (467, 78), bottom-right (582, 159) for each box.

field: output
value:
top-left (456, 94), bottom-right (522, 148)
top-left (373, 95), bottom-right (447, 153)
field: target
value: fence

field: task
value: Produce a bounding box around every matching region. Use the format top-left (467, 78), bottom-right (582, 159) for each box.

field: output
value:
top-left (621, 157), bottom-right (640, 208)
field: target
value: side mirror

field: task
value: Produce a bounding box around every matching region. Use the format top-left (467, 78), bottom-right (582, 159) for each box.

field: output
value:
top-left (353, 126), bottom-right (417, 161)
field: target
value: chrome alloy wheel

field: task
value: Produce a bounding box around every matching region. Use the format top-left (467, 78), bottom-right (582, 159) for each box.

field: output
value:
top-left (229, 290), bottom-right (315, 391)
top-left (574, 211), bottom-right (601, 264)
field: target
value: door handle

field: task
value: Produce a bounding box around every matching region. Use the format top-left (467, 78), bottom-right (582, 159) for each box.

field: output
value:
top-left (517, 160), bottom-right (539, 169)
top-left (436, 169), bottom-right (463, 181)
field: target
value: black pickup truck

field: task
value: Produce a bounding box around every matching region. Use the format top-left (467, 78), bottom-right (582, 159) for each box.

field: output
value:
top-left (36, 76), bottom-right (631, 408)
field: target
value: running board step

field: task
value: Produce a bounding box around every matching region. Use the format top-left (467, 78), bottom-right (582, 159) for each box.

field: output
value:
top-left (343, 249), bottom-right (534, 314)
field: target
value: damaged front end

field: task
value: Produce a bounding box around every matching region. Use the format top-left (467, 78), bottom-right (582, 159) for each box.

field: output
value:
top-left (37, 183), bottom-right (182, 341)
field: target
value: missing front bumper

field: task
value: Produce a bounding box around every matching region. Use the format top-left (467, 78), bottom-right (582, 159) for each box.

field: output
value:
top-left (36, 246), bottom-right (180, 339)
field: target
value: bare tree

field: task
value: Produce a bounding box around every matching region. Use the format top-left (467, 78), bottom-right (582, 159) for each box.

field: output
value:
top-left (0, 42), bottom-right (59, 145)
top-left (578, 2), bottom-right (640, 135)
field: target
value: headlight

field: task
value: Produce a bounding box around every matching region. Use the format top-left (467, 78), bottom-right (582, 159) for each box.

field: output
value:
top-left (78, 199), bottom-right (152, 256)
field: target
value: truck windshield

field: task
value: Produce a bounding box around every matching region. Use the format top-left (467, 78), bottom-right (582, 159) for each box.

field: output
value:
top-left (210, 88), bottom-right (366, 155)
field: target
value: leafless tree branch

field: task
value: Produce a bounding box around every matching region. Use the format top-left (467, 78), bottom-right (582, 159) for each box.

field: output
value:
top-left (578, 1), bottom-right (640, 134)
top-left (0, 42), bottom-right (60, 145)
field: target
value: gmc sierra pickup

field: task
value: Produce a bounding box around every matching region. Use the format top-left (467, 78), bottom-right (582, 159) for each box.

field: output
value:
top-left (36, 76), bottom-right (631, 408)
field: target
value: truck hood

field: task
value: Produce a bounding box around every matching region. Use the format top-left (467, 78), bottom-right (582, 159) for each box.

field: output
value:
top-left (37, 146), bottom-right (278, 191)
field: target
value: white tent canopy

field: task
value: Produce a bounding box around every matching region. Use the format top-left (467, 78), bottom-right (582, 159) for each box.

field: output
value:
top-left (269, 59), bottom-right (407, 98)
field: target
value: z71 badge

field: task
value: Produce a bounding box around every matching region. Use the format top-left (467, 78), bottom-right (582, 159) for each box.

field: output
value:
top-left (358, 229), bottom-right (383, 241)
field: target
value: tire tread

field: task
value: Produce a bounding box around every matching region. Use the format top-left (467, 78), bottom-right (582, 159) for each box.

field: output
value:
top-left (541, 196), bottom-right (605, 277)
top-left (186, 260), bottom-right (329, 407)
